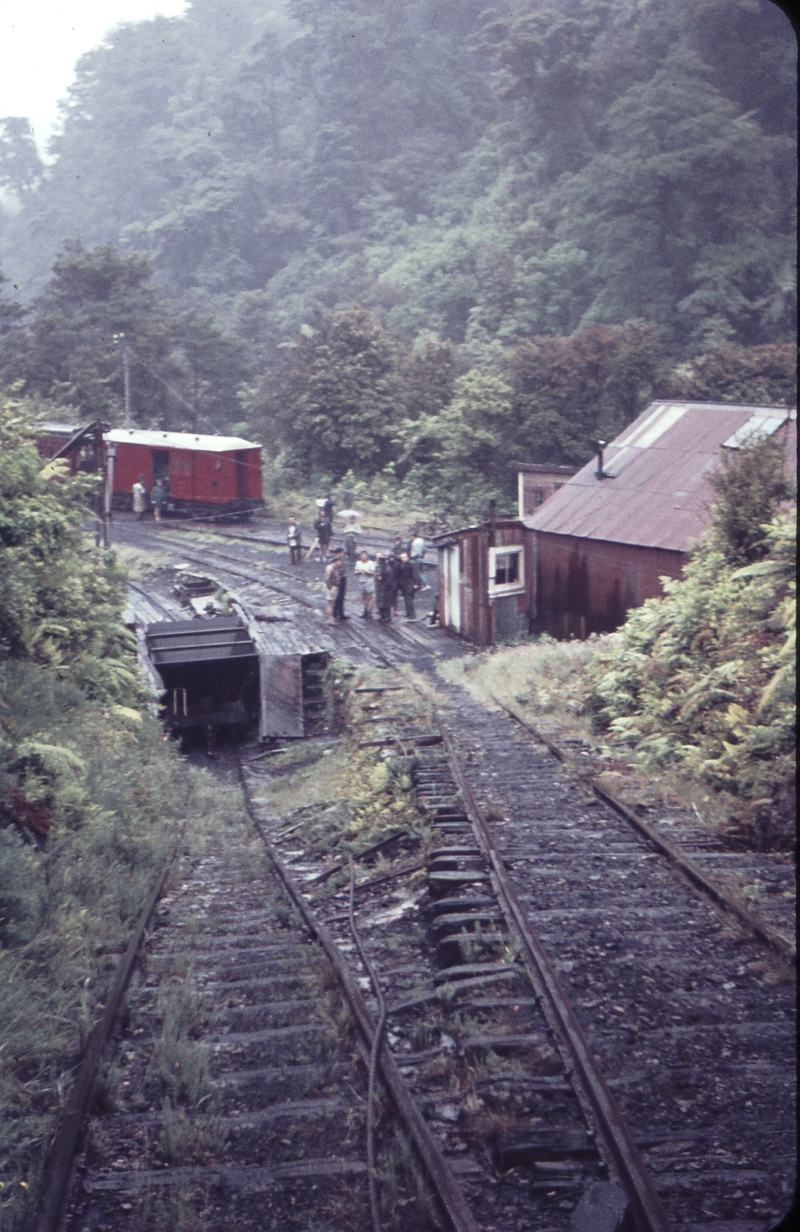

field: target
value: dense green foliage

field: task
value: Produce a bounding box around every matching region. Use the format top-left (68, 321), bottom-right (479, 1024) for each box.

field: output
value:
top-left (0, 2), bottom-right (795, 514)
top-left (0, 0), bottom-right (794, 363)
top-left (0, 396), bottom-right (135, 683)
top-left (253, 311), bottom-right (794, 515)
top-left (588, 439), bottom-right (796, 849)
top-left (0, 661), bottom-right (230, 1230)
top-left (0, 246), bottom-right (252, 430)
top-left (0, 405), bottom-right (232, 1228)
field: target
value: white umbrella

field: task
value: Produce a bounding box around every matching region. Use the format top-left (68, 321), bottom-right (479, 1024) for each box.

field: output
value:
top-left (337, 509), bottom-right (363, 519)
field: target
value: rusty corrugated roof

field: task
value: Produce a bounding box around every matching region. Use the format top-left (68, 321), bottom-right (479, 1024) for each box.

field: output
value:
top-left (524, 403), bottom-right (796, 551)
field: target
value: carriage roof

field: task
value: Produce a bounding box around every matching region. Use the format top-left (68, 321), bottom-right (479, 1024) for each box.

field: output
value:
top-left (105, 428), bottom-right (259, 452)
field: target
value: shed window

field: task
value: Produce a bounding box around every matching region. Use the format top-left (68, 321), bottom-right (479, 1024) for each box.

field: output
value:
top-left (530, 487), bottom-right (545, 509)
top-left (489, 546), bottom-right (524, 595)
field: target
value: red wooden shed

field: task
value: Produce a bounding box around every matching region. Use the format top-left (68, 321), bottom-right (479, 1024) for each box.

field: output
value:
top-left (435, 518), bottom-right (532, 644)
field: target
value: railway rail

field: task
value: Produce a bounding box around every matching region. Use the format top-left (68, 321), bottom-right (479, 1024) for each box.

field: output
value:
top-left (237, 670), bottom-right (795, 1230)
top-left (43, 518), bottom-right (794, 1231)
top-left (46, 770), bottom-right (468, 1232)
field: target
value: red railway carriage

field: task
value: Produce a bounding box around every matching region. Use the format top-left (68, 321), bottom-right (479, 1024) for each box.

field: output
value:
top-left (34, 423), bottom-right (264, 518)
top-left (35, 422), bottom-right (97, 475)
top-left (106, 428), bottom-right (263, 517)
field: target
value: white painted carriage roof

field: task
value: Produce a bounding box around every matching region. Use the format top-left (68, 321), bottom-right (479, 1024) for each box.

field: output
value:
top-left (105, 428), bottom-right (258, 451)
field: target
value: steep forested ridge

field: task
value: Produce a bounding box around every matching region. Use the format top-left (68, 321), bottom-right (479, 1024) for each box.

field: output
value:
top-left (0, 0), bottom-right (796, 502)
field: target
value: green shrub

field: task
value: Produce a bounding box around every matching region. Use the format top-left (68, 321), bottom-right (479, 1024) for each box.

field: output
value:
top-left (588, 509), bottom-right (795, 848)
top-left (0, 661), bottom-right (229, 1230)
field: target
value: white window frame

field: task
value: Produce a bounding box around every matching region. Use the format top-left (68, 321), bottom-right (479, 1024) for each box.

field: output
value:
top-left (488, 545), bottom-right (525, 597)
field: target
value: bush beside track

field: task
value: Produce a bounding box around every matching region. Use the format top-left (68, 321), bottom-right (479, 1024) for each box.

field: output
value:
top-left (0, 401), bottom-right (238, 1230)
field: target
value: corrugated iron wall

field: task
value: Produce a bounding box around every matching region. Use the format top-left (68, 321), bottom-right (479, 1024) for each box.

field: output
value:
top-left (532, 533), bottom-right (685, 639)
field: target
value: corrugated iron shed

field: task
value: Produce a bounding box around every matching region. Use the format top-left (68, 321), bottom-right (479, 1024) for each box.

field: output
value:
top-left (524, 403), bottom-right (796, 551)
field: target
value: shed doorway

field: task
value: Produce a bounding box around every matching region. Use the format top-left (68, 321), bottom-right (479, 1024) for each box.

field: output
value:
top-left (442, 545), bottom-right (461, 633)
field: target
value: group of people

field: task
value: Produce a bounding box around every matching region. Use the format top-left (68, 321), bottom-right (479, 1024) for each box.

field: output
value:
top-left (132, 475), bottom-right (168, 522)
top-left (287, 497), bottom-right (373, 567)
top-left (287, 508), bottom-right (429, 626)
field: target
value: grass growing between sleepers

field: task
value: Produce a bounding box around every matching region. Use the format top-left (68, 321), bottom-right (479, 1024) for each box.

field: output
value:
top-left (0, 660), bottom-right (239, 1232)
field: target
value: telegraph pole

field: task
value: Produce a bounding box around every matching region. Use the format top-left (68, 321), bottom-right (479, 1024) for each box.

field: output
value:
top-left (113, 333), bottom-right (132, 427)
top-left (103, 441), bottom-right (117, 549)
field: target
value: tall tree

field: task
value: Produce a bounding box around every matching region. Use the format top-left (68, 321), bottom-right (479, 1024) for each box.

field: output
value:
top-left (0, 118), bottom-right (43, 201)
top-left (255, 307), bottom-right (401, 481)
top-left (0, 244), bottom-right (251, 430)
top-left (396, 366), bottom-right (516, 513)
top-left (508, 321), bottom-right (662, 465)
top-left (0, 243), bottom-right (170, 422)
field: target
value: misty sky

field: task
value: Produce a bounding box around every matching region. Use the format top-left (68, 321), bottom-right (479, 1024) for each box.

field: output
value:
top-left (0, 0), bottom-right (188, 155)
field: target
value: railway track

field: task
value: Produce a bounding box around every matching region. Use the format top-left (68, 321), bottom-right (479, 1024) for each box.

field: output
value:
top-left (74, 520), bottom-right (795, 1230)
top-left (422, 684), bottom-right (795, 1230)
top-left (241, 694), bottom-right (653, 1232)
top-left (236, 667), bottom-right (795, 1231)
top-left (49, 776), bottom-right (468, 1232)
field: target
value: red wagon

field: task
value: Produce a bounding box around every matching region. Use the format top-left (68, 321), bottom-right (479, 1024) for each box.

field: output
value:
top-left (35, 424), bottom-right (264, 519)
top-left (106, 428), bottom-right (263, 517)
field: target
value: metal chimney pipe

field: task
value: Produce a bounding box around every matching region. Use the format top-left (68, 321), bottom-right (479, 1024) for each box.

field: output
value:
top-left (595, 441), bottom-right (606, 479)
top-left (488, 498), bottom-right (496, 547)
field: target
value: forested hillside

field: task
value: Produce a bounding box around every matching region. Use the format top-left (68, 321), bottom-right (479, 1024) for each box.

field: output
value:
top-left (0, 0), bottom-right (796, 507)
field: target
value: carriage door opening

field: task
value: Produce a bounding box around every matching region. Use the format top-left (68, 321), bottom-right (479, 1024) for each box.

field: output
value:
top-left (235, 451), bottom-right (248, 501)
top-left (151, 450), bottom-right (170, 487)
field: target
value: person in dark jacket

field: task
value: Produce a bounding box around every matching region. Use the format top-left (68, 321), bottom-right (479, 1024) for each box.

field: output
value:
top-left (375, 554), bottom-right (393, 623)
top-left (331, 548), bottom-right (347, 620)
top-left (396, 551), bottom-right (417, 619)
top-left (151, 478), bottom-right (166, 523)
top-left (319, 513), bottom-right (333, 561)
top-left (307, 511), bottom-right (332, 561)
top-left (387, 551), bottom-right (401, 616)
